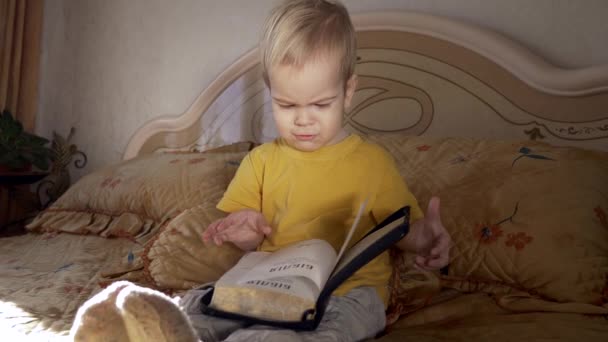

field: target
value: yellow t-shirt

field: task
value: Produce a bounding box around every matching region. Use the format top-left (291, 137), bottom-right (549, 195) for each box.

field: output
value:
top-left (217, 134), bottom-right (423, 307)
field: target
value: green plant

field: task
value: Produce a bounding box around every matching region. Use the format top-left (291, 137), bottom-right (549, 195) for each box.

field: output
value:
top-left (0, 109), bottom-right (52, 171)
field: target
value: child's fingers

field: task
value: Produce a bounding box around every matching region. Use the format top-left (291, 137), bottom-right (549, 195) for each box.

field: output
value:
top-left (253, 215), bottom-right (272, 236)
top-left (202, 220), bottom-right (221, 242)
top-left (430, 232), bottom-right (451, 257)
top-left (425, 254), bottom-right (450, 269)
top-left (215, 225), bottom-right (246, 244)
top-left (210, 220), bottom-right (241, 246)
top-left (217, 227), bottom-right (256, 245)
top-left (415, 255), bottom-right (426, 267)
top-left (260, 225), bottom-right (272, 236)
top-left (205, 217), bottom-right (231, 237)
top-left (425, 197), bottom-right (441, 224)
top-left (251, 221), bottom-right (270, 236)
top-left (414, 259), bottom-right (433, 271)
top-left (214, 218), bottom-right (232, 233)
top-left (201, 230), bottom-right (210, 242)
top-left (415, 254), bottom-right (449, 270)
top-left (213, 234), bottom-right (224, 246)
top-left (414, 255), bottom-right (433, 271)
top-left (415, 261), bottom-right (436, 271)
top-left (207, 211), bottom-right (269, 249)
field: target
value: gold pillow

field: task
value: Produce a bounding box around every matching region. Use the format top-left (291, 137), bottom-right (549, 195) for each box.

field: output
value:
top-left (27, 143), bottom-right (251, 243)
top-left (368, 135), bottom-right (608, 320)
top-left (144, 201), bottom-right (245, 290)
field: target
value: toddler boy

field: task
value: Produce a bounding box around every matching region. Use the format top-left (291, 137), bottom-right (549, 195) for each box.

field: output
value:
top-left (197, 0), bottom-right (451, 341)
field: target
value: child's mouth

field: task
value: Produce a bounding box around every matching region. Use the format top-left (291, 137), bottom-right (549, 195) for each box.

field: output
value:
top-left (294, 134), bottom-right (315, 141)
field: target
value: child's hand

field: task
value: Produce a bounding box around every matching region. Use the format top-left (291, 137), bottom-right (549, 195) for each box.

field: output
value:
top-left (202, 209), bottom-right (272, 251)
top-left (397, 197), bottom-right (451, 271)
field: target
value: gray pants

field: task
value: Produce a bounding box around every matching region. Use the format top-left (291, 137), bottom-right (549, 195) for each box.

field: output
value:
top-left (179, 286), bottom-right (387, 342)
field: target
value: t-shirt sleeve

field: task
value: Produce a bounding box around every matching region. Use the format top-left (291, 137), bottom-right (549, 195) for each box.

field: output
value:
top-left (216, 149), bottom-right (263, 213)
top-left (371, 151), bottom-right (424, 225)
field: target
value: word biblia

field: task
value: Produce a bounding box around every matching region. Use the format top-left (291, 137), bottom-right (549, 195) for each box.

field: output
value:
top-left (269, 263), bottom-right (314, 273)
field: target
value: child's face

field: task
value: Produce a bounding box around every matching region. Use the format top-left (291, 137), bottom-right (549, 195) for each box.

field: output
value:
top-left (269, 55), bottom-right (357, 152)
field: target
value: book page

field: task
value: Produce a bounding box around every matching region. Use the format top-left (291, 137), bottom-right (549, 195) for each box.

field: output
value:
top-left (214, 251), bottom-right (270, 287)
top-left (216, 239), bottom-right (337, 300)
top-left (335, 199), bottom-right (369, 263)
top-left (331, 218), bottom-right (403, 277)
top-left (240, 239), bottom-right (336, 289)
top-left (211, 254), bottom-right (318, 320)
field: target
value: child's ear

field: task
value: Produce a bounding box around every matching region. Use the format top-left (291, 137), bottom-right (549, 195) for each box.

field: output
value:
top-left (344, 74), bottom-right (358, 110)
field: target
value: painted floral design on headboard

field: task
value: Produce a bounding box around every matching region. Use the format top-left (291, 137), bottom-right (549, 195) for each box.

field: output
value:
top-left (345, 75), bottom-right (434, 135)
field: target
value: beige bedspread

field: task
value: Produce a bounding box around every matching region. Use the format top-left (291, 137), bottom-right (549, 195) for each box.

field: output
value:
top-left (0, 232), bottom-right (135, 341)
top-left (379, 293), bottom-right (608, 341)
top-left (3, 233), bottom-right (606, 341)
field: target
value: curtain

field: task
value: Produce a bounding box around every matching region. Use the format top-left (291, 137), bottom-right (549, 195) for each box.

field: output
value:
top-left (0, 0), bottom-right (43, 132)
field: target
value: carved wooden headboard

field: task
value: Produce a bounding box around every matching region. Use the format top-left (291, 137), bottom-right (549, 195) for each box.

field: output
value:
top-left (123, 11), bottom-right (608, 159)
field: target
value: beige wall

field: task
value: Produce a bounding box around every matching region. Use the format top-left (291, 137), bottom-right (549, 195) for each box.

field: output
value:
top-left (37, 0), bottom-right (608, 178)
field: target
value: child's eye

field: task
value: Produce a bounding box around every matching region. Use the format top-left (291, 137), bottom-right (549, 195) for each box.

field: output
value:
top-left (278, 104), bottom-right (294, 109)
top-left (314, 103), bottom-right (330, 109)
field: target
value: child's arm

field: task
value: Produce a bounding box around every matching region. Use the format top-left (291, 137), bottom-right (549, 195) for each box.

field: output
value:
top-left (370, 149), bottom-right (451, 271)
top-left (202, 209), bottom-right (272, 251)
top-left (203, 147), bottom-right (269, 251)
top-left (395, 197), bottom-right (451, 271)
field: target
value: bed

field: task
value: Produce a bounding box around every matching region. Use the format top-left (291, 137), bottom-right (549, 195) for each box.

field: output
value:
top-left (2, 11), bottom-right (607, 341)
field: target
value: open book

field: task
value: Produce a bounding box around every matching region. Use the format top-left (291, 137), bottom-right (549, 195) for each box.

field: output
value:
top-left (199, 203), bottom-right (411, 330)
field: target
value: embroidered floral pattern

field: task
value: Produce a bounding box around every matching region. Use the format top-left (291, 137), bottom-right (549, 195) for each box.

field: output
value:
top-left (449, 152), bottom-right (481, 165)
top-left (473, 202), bottom-right (519, 245)
top-left (416, 144), bottom-right (431, 151)
top-left (595, 206), bottom-right (607, 228)
top-left (524, 127), bottom-right (546, 140)
top-left (505, 232), bottom-right (533, 250)
top-left (474, 224), bottom-right (503, 244)
top-left (511, 146), bottom-right (554, 167)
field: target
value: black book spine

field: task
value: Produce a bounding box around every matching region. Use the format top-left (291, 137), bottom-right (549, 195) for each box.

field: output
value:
top-left (313, 206), bottom-right (411, 328)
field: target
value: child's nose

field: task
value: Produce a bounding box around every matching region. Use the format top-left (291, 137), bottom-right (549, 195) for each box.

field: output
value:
top-left (294, 108), bottom-right (313, 126)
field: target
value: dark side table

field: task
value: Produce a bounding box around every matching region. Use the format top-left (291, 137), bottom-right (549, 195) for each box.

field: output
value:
top-left (0, 172), bottom-right (49, 237)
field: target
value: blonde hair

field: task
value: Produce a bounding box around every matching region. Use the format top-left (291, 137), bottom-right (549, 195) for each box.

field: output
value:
top-left (260, 0), bottom-right (356, 87)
